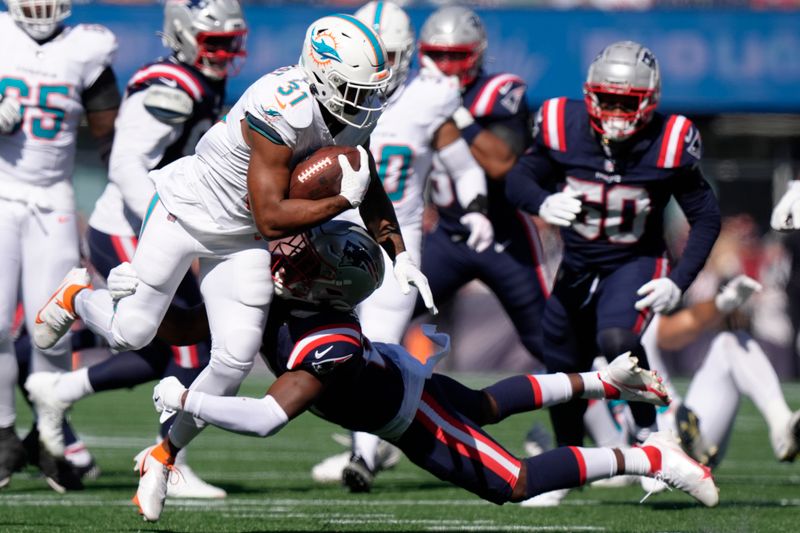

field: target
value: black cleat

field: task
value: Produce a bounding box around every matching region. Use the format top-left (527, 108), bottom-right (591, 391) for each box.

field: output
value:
top-left (0, 426), bottom-right (27, 489)
top-left (22, 428), bottom-right (83, 493)
top-left (342, 454), bottom-right (374, 493)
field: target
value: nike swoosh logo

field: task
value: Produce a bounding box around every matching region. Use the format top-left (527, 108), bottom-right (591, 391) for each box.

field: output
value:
top-left (314, 346), bottom-right (333, 359)
top-left (275, 96), bottom-right (287, 110)
top-left (160, 77), bottom-right (178, 88)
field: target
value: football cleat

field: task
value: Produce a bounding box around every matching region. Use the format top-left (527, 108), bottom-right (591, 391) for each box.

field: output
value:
top-left (22, 429), bottom-right (83, 493)
top-left (520, 488), bottom-right (569, 507)
top-left (25, 372), bottom-right (70, 457)
top-left (640, 432), bottom-right (718, 507)
top-left (33, 268), bottom-right (90, 350)
top-left (133, 444), bottom-right (175, 522)
top-left (599, 353), bottom-right (670, 406)
top-left (676, 403), bottom-right (719, 467)
top-left (311, 451), bottom-right (350, 484)
top-left (342, 454), bottom-right (374, 493)
top-left (0, 426), bottom-right (26, 489)
top-left (133, 449), bottom-right (227, 499)
top-left (772, 409), bottom-right (800, 462)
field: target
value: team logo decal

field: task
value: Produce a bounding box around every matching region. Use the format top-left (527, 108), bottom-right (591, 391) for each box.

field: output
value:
top-left (309, 28), bottom-right (343, 66)
top-left (340, 241), bottom-right (379, 280)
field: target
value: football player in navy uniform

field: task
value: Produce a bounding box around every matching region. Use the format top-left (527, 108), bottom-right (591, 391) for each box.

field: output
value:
top-left (111, 220), bottom-right (717, 521)
top-left (23, 0), bottom-right (247, 498)
top-left (505, 42), bottom-right (721, 454)
top-left (412, 6), bottom-right (549, 361)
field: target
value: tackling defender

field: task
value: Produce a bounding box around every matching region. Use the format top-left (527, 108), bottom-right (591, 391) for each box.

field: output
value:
top-left (505, 42), bottom-right (721, 461)
top-left (108, 220), bottom-right (717, 521)
top-left (24, 0), bottom-right (247, 498)
top-left (316, 0), bottom-right (494, 491)
top-left (0, 0), bottom-right (120, 489)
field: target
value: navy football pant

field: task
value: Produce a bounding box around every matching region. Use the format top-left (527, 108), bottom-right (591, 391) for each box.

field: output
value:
top-left (542, 255), bottom-right (669, 446)
top-left (414, 219), bottom-right (548, 361)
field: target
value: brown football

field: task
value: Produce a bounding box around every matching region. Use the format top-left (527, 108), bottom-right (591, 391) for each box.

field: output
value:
top-left (289, 145), bottom-right (361, 200)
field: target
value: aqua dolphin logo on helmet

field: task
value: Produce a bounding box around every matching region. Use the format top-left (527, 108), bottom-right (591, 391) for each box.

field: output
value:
top-left (309, 27), bottom-right (343, 65)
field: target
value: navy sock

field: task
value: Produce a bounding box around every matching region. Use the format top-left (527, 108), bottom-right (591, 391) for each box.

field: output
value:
top-left (524, 447), bottom-right (582, 497)
top-left (87, 345), bottom-right (168, 392)
top-left (484, 375), bottom-right (538, 421)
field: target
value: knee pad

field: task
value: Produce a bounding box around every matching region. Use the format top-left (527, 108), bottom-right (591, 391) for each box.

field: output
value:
top-left (111, 312), bottom-right (159, 351)
top-left (210, 325), bottom-right (262, 373)
top-left (597, 328), bottom-right (644, 362)
top-left (233, 249), bottom-right (273, 307)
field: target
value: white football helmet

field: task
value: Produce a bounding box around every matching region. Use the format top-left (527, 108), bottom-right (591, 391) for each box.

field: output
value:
top-left (5, 0), bottom-right (71, 40)
top-left (354, 1), bottom-right (414, 95)
top-left (162, 0), bottom-right (247, 80)
top-left (299, 14), bottom-right (392, 129)
top-left (584, 41), bottom-right (661, 142)
top-left (271, 221), bottom-right (385, 311)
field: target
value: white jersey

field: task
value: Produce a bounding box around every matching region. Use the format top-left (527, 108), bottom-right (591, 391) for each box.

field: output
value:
top-left (0, 14), bottom-right (116, 187)
top-left (153, 65), bottom-right (374, 235)
top-left (340, 73), bottom-right (459, 230)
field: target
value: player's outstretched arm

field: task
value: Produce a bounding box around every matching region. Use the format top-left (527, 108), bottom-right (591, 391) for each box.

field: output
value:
top-left (656, 275), bottom-right (762, 351)
top-left (244, 121), bottom-right (352, 239)
top-left (153, 371), bottom-right (322, 438)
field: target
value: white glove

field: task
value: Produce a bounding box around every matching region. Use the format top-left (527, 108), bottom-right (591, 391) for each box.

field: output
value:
top-left (635, 278), bottom-right (682, 313)
top-left (539, 189), bottom-right (582, 227)
top-left (770, 181), bottom-right (800, 231)
top-left (459, 212), bottom-right (494, 253)
top-left (338, 145), bottom-right (371, 208)
top-left (394, 251), bottom-right (438, 315)
top-left (715, 274), bottom-right (762, 314)
top-left (106, 261), bottom-right (139, 301)
top-left (0, 94), bottom-right (22, 134)
top-left (153, 376), bottom-right (187, 423)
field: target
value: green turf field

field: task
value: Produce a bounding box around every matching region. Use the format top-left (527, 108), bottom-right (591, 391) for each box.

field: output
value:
top-left (2, 373), bottom-right (800, 532)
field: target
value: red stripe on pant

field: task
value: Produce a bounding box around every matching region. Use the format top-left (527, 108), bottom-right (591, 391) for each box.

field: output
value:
top-left (568, 446), bottom-right (587, 484)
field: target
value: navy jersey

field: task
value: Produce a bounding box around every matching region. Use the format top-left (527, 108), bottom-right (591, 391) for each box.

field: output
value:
top-left (431, 72), bottom-right (532, 242)
top-left (506, 98), bottom-right (720, 291)
top-left (126, 58), bottom-right (226, 169)
top-left (262, 299), bottom-right (404, 434)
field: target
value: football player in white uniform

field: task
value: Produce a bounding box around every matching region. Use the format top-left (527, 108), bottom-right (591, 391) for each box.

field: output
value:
top-left (0, 0), bottom-right (120, 490)
top-left (24, 0), bottom-right (247, 499)
top-left (314, 0), bottom-right (493, 492)
top-left (33, 13), bottom-right (434, 522)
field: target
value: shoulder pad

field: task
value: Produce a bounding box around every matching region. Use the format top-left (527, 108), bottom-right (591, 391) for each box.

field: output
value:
top-left (73, 23), bottom-right (118, 63)
top-left (244, 73), bottom-right (314, 148)
top-left (468, 73), bottom-right (527, 118)
top-left (655, 114), bottom-right (702, 169)
top-left (535, 97), bottom-right (569, 152)
top-left (285, 319), bottom-right (363, 376)
top-left (142, 84), bottom-right (194, 124)
top-left (129, 63), bottom-right (205, 103)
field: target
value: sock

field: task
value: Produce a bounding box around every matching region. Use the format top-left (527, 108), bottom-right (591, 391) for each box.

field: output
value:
top-left (56, 367), bottom-right (93, 404)
top-left (87, 348), bottom-right (166, 393)
top-left (524, 446), bottom-right (618, 497)
top-left (484, 373), bottom-right (572, 418)
top-left (621, 446), bottom-right (661, 476)
top-left (64, 441), bottom-right (92, 468)
top-left (580, 370), bottom-right (617, 399)
top-left (353, 432), bottom-right (381, 470)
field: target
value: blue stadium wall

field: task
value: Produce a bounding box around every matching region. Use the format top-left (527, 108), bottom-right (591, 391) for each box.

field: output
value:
top-left (70, 6), bottom-right (800, 114)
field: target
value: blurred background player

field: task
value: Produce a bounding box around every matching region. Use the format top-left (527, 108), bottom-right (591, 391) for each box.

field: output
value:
top-left (641, 275), bottom-right (800, 472)
top-left (505, 41), bottom-right (721, 501)
top-left (134, 220), bottom-right (716, 523)
top-left (311, 0), bottom-right (493, 492)
top-left (0, 0), bottom-right (120, 490)
top-left (412, 5), bottom-right (549, 369)
top-left (24, 0), bottom-right (247, 498)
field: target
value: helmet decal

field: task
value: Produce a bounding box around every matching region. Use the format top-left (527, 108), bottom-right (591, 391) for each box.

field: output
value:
top-left (309, 28), bottom-right (343, 65)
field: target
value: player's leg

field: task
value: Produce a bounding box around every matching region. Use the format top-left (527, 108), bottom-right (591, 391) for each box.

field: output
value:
top-left (395, 375), bottom-right (717, 507)
top-left (135, 244), bottom-right (271, 520)
top-left (0, 203), bottom-right (25, 487)
top-left (594, 256), bottom-right (669, 441)
top-left (540, 268), bottom-right (598, 447)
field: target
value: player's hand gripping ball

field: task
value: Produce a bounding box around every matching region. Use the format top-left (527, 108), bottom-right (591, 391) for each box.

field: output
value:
top-left (289, 145), bottom-right (363, 202)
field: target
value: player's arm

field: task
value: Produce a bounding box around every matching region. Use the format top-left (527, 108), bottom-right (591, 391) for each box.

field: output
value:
top-left (357, 147), bottom-right (405, 260)
top-left (455, 108), bottom-right (518, 180)
top-left (771, 178), bottom-right (800, 231)
top-left (669, 166), bottom-right (722, 292)
top-left (656, 275), bottom-right (762, 351)
top-left (243, 116), bottom-right (355, 239)
top-left (83, 66), bottom-right (122, 166)
top-left (434, 120), bottom-right (493, 252)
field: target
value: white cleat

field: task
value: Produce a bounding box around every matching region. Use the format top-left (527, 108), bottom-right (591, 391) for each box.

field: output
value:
top-left (520, 488), bottom-right (569, 507)
top-left (640, 432), bottom-right (719, 507)
top-left (311, 451), bottom-right (350, 484)
top-left (167, 463), bottom-right (226, 499)
top-left (132, 444), bottom-right (174, 522)
top-left (599, 353), bottom-right (670, 406)
top-left (25, 373), bottom-right (70, 457)
top-left (591, 475), bottom-right (640, 489)
top-left (33, 268), bottom-right (91, 350)
top-left (772, 410), bottom-right (800, 462)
